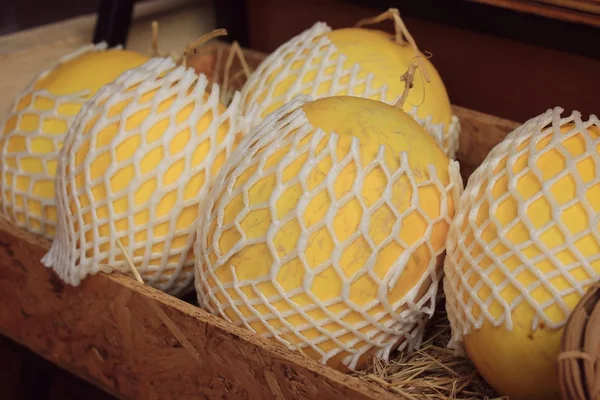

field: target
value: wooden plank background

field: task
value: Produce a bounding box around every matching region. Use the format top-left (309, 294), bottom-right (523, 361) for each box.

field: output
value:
top-left (469, 0), bottom-right (600, 26)
top-left (244, 0), bottom-right (600, 124)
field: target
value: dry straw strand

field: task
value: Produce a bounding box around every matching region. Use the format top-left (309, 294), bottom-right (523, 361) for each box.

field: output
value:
top-left (151, 20), bottom-right (161, 57)
top-left (115, 237), bottom-right (205, 367)
top-left (116, 238), bottom-right (144, 284)
top-left (352, 304), bottom-right (500, 399)
top-left (222, 40), bottom-right (252, 100)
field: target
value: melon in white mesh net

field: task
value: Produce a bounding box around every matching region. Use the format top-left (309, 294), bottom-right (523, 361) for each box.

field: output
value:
top-left (443, 107), bottom-right (600, 399)
top-left (444, 107), bottom-right (600, 346)
top-left (0, 43), bottom-right (149, 239)
top-left (195, 94), bottom-right (462, 371)
top-left (239, 22), bottom-right (461, 159)
top-left (41, 56), bottom-right (246, 297)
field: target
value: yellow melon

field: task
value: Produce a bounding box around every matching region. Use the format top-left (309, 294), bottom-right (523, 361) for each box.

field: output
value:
top-left (195, 95), bottom-right (461, 371)
top-left (443, 107), bottom-right (600, 400)
top-left (41, 56), bottom-right (244, 296)
top-left (0, 44), bottom-right (149, 239)
top-left (240, 12), bottom-right (459, 158)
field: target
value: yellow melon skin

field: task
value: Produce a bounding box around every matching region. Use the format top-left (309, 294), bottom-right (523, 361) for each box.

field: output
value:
top-left (42, 57), bottom-right (243, 297)
top-left (240, 23), bottom-right (458, 156)
top-left (0, 45), bottom-right (149, 239)
top-left (196, 95), bottom-right (461, 371)
top-left (464, 307), bottom-right (564, 400)
top-left (443, 108), bottom-right (600, 400)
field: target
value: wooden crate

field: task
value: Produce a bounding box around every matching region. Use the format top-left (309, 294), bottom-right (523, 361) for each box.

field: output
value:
top-left (0, 3), bottom-right (522, 400)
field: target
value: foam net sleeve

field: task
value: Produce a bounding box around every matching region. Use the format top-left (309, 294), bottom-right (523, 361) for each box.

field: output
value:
top-left (195, 94), bottom-right (463, 370)
top-left (0, 43), bottom-right (112, 239)
top-left (239, 22), bottom-right (460, 159)
top-left (443, 107), bottom-right (600, 351)
top-left (41, 57), bottom-right (245, 297)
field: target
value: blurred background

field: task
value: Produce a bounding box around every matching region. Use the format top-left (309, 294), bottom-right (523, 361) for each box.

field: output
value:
top-left (1, 0), bottom-right (598, 123)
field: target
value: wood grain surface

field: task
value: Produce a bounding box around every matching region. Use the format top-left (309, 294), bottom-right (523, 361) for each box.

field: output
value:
top-left (0, 216), bottom-right (401, 400)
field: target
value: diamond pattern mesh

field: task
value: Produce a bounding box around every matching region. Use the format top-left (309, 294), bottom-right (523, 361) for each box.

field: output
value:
top-left (443, 107), bottom-right (600, 350)
top-left (42, 57), bottom-right (244, 296)
top-left (195, 95), bottom-right (462, 369)
top-left (239, 22), bottom-right (460, 159)
top-left (0, 43), bottom-right (111, 239)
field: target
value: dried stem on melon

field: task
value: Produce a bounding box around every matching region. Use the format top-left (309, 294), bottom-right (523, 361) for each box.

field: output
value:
top-left (355, 8), bottom-right (431, 82)
top-left (181, 28), bottom-right (228, 67)
top-left (150, 22), bottom-right (251, 105)
top-left (151, 20), bottom-right (161, 57)
top-left (173, 27), bottom-right (252, 105)
top-left (394, 55), bottom-right (431, 110)
top-left (149, 21), bottom-right (230, 70)
top-left (355, 8), bottom-right (434, 112)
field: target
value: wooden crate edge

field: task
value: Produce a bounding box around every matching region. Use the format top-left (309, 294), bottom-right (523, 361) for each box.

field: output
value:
top-left (0, 217), bottom-right (398, 400)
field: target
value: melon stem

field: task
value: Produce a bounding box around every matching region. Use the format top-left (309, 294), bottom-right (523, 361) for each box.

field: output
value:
top-left (394, 55), bottom-right (430, 110)
top-left (151, 20), bottom-right (161, 57)
top-left (355, 8), bottom-right (431, 83)
top-left (181, 28), bottom-right (228, 68)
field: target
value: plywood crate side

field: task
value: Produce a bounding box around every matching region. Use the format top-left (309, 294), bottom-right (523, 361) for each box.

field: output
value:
top-left (0, 216), bottom-right (402, 400)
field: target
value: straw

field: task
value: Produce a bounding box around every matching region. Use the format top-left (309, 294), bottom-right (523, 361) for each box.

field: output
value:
top-left (351, 303), bottom-right (505, 400)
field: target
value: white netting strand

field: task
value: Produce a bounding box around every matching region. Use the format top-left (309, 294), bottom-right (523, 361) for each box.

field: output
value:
top-left (240, 22), bottom-right (461, 159)
top-left (444, 107), bottom-right (600, 350)
top-left (42, 56), bottom-right (245, 297)
top-left (0, 43), bottom-right (115, 239)
top-left (195, 95), bottom-right (463, 370)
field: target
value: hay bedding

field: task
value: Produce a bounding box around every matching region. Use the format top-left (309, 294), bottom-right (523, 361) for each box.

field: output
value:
top-left (181, 282), bottom-right (500, 400)
top-left (354, 300), bottom-right (503, 400)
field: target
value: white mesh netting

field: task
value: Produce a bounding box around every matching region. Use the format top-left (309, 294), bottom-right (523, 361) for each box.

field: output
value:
top-left (239, 22), bottom-right (461, 159)
top-left (42, 56), bottom-right (246, 297)
top-left (443, 107), bottom-right (600, 350)
top-left (0, 43), bottom-right (115, 239)
top-left (195, 95), bottom-right (463, 370)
